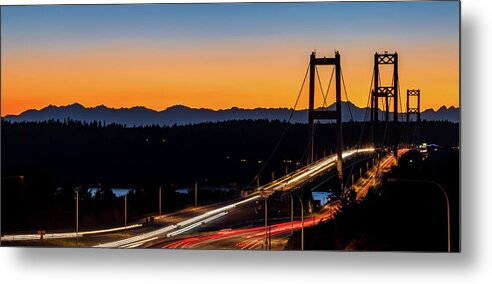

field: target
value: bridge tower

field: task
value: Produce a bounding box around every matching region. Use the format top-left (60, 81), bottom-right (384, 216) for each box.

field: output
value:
top-left (371, 51), bottom-right (399, 164)
top-left (406, 89), bottom-right (421, 122)
top-left (308, 51), bottom-right (343, 196)
top-left (406, 88), bottom-right (421, 147)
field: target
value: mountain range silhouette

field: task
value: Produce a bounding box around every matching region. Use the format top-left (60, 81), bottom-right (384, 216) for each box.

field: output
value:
top-left (3, 102), bottom-right (459, 127)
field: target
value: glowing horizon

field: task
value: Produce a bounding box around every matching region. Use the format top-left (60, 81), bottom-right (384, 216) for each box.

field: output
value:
top-left (1, 2), bottom-right (459, 116)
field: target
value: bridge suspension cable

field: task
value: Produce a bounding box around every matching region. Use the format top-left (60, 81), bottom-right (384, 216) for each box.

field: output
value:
top-left (379, 73), bottom-right (393, 147)
top-left (247, 62), bottom-right (310, 187)
top-left (397, 79), bottom-right (409, 146)
top-left (340, 67), bottom-right (374, 192)
top-left (279, 133), bottom-right (313, 191)
top-left (315, 66), bottom-right (335, 109)
top-left (340, 67), bottom-right (354, 121)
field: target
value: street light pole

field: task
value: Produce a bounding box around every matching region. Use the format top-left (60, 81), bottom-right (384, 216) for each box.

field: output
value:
top-left (294, 192), bottom-right (304, 250)
top-left (300, 198), bottom-right (304, 251)
top-left (258, 191), bottom-right (269, 250)
top-left (387, 178), bottom-right (451, 252)
top-left (264, 194), bottom-right (268, 250)
top-left (124, 194), bottom-right (127, 230)
top-left (194, 181), bottom-right (198, 207)
top-left (313, 207), bottom-right (316, 227)
top-left (159, 186), bottom-right (162, 216)
top-left (75, 190), bottom-right (79, 246)
top-left (290, 193), bottom-right (294, 236)
top-left (269, 202), bottom-right (272, 250)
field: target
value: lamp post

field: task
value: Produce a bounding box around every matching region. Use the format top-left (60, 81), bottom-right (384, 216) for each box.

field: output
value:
top-left (265, 194), bottom-right (269, 249)
top-left (289, 192), bottom-right (294, 236)
top-left (124, 194), bottom-right (127, 230)
top-left (258, 191), bottom-right (269, 250)
top-left (194, 181), bottom-right (198, 207)
top-left (387, 178), bottom-right (451, 252)
top-left (75, 189), bottom-right (79, 246)
top-left (294, 192), bottom-right (305, 251)
top-left (159, 186), bottom-right (162, 216)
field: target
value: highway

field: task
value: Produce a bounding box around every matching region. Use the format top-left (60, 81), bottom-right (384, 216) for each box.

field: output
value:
top-left (93, 194), bottom-right (264, 248)
top-left (91, 147), bottom-right (375, 248)
top-left (0, 224), bottom-right (144, 242)
top-left (2, 147), bottom-right (377, 248)
top-left (157, 148), bottom-right (409, 250)
top-left (159, 201), bottom-right (342, 250)
top-left (258, 148), bottom-right (375, 192)
top-left (352, 148), bottom-right (409, 200)
top-left (4, 147), bottom-right (405, 250)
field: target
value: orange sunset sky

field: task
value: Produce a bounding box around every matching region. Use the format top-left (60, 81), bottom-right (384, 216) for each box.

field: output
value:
top-left (1, 3), bottom-right (459, 116)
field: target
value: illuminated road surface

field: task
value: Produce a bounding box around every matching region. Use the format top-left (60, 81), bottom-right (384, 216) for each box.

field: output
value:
top-left (352, 148), bottom-right (409, 200)
top-left (93, 194), bottom-right (263, 248)
top-left (161, 201), bottom-right (342, 250)
top-left (259, 148), bottom-right (375, 192)
top-left (160, 149), bottom-right (409, 250)
top-left (95, 148), bottom-right (375, 248)
top-left (0, 224), bottom-right (143, 242)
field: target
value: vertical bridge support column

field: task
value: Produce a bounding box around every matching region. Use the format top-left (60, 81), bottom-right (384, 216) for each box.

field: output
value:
top-left (406, 88), bottom-right (421, 146)
top-left (406, 89), bottom-right (421, 122)
top-left (308, 51), bottom-right (343, 196)
top-left (371, 51), bottom-right (399, 165)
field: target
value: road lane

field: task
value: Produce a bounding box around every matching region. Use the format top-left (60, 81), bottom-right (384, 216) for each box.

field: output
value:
top-left (2, 147), bottom-right (377, 247)
top-left (160, 201), bottom-right (342, 250)
top-left (158, 149), bottom-right (409, 250)
top-left (93, 194), bottom-right (263, 248)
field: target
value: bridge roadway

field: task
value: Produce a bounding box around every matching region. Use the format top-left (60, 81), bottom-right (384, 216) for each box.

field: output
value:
top-left (92, 147), bottom-right (376, 248)
top-left (155, 148), bottom-right (408, 250)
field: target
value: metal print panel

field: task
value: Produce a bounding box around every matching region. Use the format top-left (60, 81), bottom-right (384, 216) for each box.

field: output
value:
top-left (0, 1), bottom-right (460, 251)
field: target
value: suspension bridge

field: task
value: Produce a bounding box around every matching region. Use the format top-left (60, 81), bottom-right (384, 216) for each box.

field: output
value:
top-left (3, 50), bottom-right (423, 249)
top-left (86, 50), bottom-right (423, 250)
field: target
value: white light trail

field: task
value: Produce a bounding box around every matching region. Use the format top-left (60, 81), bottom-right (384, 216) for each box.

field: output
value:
top-left (167, 212), bottom-right (228, 237)
top-left (1, 224), bottom-right (143, 241)
top-left (265, 148), bottom-right (375, 191)
top-left (94, 195), bottom-right (260, 248)
top-left (4, 148), bottom-right (375, 246)
top-left (93, 225), bottom-right (177, 248)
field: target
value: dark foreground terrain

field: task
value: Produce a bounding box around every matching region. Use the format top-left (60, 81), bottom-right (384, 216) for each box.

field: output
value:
top-left (1, 119), bottom-right (458, 233)
top-left (287, 147), bottom-right (460, 251)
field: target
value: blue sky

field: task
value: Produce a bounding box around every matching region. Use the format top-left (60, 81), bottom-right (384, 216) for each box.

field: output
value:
top-left (1, 1), bottom-right (460, 114)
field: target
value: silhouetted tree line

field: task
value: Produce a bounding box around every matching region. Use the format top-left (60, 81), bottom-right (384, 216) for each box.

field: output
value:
top-left (1, 119), bottom-right (458, 232)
